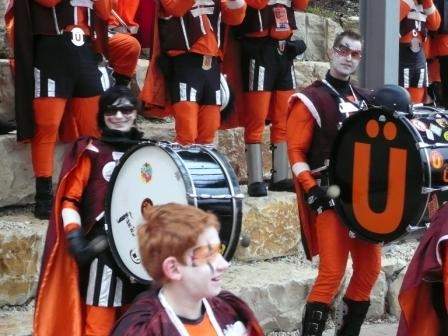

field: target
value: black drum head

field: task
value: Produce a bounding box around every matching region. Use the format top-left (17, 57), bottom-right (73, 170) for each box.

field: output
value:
top-left (329, 107), bottom-right (426, 243)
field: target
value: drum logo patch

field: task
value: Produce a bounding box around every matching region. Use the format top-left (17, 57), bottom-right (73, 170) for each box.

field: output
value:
top-left (352, 118), bottom-right (407, 234)
top-left (140, 162), bottom-right (153, 183)
top-left (430, 150), bottom-right (444, 169)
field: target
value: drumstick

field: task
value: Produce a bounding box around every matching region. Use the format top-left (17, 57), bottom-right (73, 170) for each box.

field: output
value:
top-left (111, 9), bottom-right (132, 34)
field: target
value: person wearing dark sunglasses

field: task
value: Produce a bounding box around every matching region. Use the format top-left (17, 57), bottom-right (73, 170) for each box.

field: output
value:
top-left (286, 30), bottom-right (381, 336)
top-left (34, 85), bottom-right (147, 336)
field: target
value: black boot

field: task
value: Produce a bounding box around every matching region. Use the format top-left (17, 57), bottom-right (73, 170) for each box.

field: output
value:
top-left (245, 144), bottom-right (267, 197)
top-left (0, 119), bottom-right (16, 135)
top-left (34, 177), bottom-right (53, 220)
top-left (269, 142), bottom-right (295, 192)
top-left (334, 298), bottom-right (370, 336)
top-left (113, 73), bottom-right (131, 86)
top-left (301, 302), bottom-right (330, 336)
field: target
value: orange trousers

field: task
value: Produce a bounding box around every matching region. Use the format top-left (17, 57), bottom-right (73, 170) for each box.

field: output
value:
top-left (243, 90), bottom-right (293, 144)
top-left (172, 101), bottom-right (220, 145)
top-left (107, 32), bottom-right (141, 78)
top-left (32, 97), bottom-right (100, 177)
top-left (307, 210), bottom-right (382, 304)
top-left (84, 305), bottom-right (129, 336)
top-left (406, 87), bottom-right (426, 105)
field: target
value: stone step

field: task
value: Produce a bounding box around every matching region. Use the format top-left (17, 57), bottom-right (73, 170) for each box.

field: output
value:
top-left (0, 193), bottom-right (418, 333)
top-left (0, 189), bottom-right (302, 305)
top-left (0, 117), bottom-right (291, 210)
top-left (0, 249), bottom-right (410, 335)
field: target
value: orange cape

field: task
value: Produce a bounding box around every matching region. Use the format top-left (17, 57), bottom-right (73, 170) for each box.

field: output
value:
top-left (34, 138), bottom-right (92, 336)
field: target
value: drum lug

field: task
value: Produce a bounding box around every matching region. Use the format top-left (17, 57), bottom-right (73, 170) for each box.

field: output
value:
top-left (416, 142), bottom-right (430, 149)
top-left (417, 142), bottom-right (448, 149)
top-left (422, 186), bottom-right (448, 194)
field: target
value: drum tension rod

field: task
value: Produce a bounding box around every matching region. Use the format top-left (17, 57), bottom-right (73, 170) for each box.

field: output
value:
top-left (417, 142), bottom-right (448, 149)
top-left (422, 186), bottom-right (448, 193)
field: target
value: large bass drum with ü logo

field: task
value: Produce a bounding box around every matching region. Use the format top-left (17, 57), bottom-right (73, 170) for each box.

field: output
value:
top-left (104, 142), bottom-right (244, 284)
top-left (329, 105), bottom-right (448, 243)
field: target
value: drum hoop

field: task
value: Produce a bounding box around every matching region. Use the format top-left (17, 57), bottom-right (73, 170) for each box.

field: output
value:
top-left (105, 143), bottom-right (154, 284)
top-left (329, 108), bottom-right (432, 243)
top-left (398, 115), bottom-right (432, 227)
top-left (105, 142), bottom-right (195, 284)
top-left (200, 146), bottom-right (243, 260)
top-left (158, 143), bottom-right (197, 207)
top-left (105, 143), bottom-right (243, 281)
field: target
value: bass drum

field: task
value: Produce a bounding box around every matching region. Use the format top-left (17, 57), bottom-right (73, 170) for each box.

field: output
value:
top-left (105, 142), bottom-right (243, 284)
top-left (329, 106), bottom-right (448, 243)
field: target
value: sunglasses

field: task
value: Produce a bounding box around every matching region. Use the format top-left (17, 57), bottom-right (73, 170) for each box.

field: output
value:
top-left (190, 243), bottom-right (223, 266)
top-left (104, 106), bottom-right (136, 116)
top-left (333, 45), bottom-right (362, 60)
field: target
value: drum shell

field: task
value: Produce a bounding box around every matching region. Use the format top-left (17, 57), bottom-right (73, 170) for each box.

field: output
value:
top-left (105, 143), bottom-right (243, 284)
top-left (329, 107), bottom-right (448, 243)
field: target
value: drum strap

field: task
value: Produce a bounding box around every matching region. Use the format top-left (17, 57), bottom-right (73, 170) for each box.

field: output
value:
top-left (322, 79), bottom-right (367, 117)
top-left (158, 290), bottom-right (225, 336)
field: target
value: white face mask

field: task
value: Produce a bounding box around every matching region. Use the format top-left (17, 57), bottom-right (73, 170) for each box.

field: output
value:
top-left (329, 37), bottom-right (362, 80)
top-left (103, 97), bottom-right (137, 132)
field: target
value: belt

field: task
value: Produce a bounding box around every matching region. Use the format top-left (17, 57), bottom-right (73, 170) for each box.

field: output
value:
top-left (62, 27), bottom-right (91, 46)
top-left (171, 53), bottom-right (220, 69)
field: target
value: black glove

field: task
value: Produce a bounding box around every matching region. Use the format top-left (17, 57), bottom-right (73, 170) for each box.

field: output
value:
top-left (284, 39), bottom-right (307, 59)
top-left (66, 228), bottom-right (108, 266)
top-left (305, 185), bottom-right (335, 214)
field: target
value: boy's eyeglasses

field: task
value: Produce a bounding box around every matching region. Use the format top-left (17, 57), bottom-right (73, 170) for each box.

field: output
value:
top-left (104, 106), bottom-right (136, 116)
top-left (333, 45), bottom-right (362, 60)
top-left (190, 243), bottom-right (223, 266)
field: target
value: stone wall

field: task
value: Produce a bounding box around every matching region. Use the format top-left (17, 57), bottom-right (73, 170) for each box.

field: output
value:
top-left (0, 5), bottom-right (415, 335)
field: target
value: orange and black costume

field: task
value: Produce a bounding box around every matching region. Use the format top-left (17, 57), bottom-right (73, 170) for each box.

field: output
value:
top-left (235, 0), bottom-right (308, 197)
top-left (398, 203), bottom-right (448, 336)
top-left (6, 0), bottom-right (113, 219)
top-left (107, 0), bottom-right (142, 86)
top-left (110, 288), bottom-right (264, 336)
top-left (286, 73), bottom-right (382, 336)
top-left (139, 0), bottom-right (246, 145)
top-left (34, 132), bottom-right (146, 336)
top-left (399, 0), bottom-right (441, 103)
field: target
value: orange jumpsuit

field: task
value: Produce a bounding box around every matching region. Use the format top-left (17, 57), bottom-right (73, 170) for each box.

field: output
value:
top-left (287, 84), bottom-right (381, 305)
top-left (399, 0), bottom-right (441, 104)
top-left (242, 0), bottom-right (308, 145)
top-left (398, 203), bottom-right (448, 335)
top-left (140, 0), bottom-right (246, 145)
top-left (31, 0), bottom-right (112, 178)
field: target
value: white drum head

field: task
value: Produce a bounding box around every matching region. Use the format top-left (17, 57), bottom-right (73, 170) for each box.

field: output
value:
top-left (106, 143), bottom-right (192, 283)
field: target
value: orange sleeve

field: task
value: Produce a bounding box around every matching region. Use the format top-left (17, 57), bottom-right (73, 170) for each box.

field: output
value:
top-left (292, 0), bottom-right (309, 11)
top-left (425, 3), bottom-right (441, 31)
top-left (93, 0), bottom-right (112, 21)
top-left (286, 99), bottom-right (317, 192)
top-left (221, 0), bottom-right (247, 26)
top-left (160, 0), bottom-right (195, 17)
top-left (400, 0), bottom-right (411, 21)
top-left (61, 154), bottom-right (92, 228)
